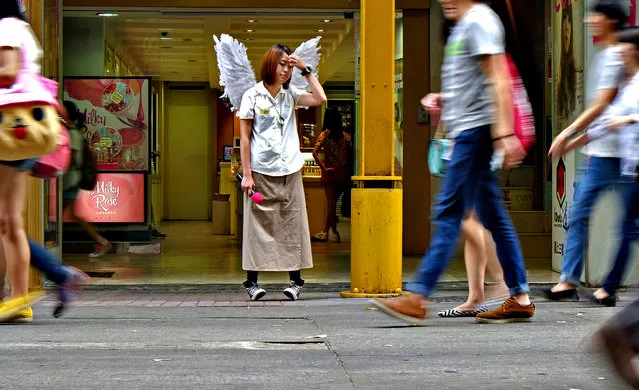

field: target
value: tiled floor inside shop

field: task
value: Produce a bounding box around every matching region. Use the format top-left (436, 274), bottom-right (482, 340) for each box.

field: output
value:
top-left (62, 221), bottom-right (559, 286)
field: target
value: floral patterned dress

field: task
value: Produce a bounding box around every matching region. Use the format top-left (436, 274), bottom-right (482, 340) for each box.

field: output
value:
top-left (313, 130), bottom-right (352, 185)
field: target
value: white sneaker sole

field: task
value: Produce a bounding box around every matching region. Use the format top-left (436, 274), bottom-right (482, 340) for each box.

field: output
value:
top-left (10, 316), bottom-right (33, 324)
top-left (251, 289), bottom-right (266, 301)
top-left (283, 289), bottom-right (298, 301)
top-left (368, 299), bottom-right (426, 326)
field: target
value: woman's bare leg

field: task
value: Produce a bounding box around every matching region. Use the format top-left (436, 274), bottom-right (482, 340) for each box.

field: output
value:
top-left (64, 199), bottom-right (107, 245)
top-left (454, 214), bottom-right (488, 311)
top-left (482, 229), bottom-right (510, 300)
top-left (323, 184), bottom-right (338, 235)
top-left (0, 166), bottom-right (30, 297)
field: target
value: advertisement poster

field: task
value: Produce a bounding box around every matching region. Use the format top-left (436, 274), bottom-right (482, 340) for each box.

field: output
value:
top-left (63, 78), bottom-right (150, 171)
top-left (551, 0), bottom-right (584, 271)
top-left (49, 173), bottom-right (146, 224)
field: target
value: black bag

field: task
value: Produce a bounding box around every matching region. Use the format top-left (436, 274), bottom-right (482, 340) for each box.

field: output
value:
top-left (77, 139), bottom-right (97, 191)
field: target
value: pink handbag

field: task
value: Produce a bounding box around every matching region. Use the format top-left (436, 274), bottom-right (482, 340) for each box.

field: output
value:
top-left (31, 123), bottom-right (71, 179)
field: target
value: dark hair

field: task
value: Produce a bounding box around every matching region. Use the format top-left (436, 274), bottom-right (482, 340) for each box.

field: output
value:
top-left (260, 44), bottom-right (292, 89)
top-left (0, 0), bottom-right (25, 21)
top-left (322, 108), bottom-right (343, 139)
top-left (63, 100), bottom-right (85, 129)
top-left (619, 26), bottom-right (639, 46)
top-left (590, 0), bottom-right (627, 30)
top-left (557, 4), bottom-right (576, 120)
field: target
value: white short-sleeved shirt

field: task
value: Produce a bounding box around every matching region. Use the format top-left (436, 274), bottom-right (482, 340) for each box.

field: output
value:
top-left (238, 81), bottom-right (306, 177)
top-left (0, 17), bottom-right (42, 74)
top-left (583, 46), bottom-right (625, 157)
top-left (587, 72), bottom-right (639, 178)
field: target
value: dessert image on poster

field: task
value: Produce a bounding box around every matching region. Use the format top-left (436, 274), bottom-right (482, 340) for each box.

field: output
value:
top-left (63, 78), bottom-right (149, 171)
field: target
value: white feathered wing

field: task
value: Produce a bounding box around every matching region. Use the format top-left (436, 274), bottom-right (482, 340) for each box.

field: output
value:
top-left (290, 36), bottom-right (322, 92)
top-left (213, 34), bottom-right (256, 113)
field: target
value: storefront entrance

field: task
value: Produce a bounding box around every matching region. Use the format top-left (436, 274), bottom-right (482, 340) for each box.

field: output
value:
top-left (50, 1), bottom-right (558, 286)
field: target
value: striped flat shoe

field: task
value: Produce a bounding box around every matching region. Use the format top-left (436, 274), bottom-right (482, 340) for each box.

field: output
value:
top-left (438, 305), bottom-right (489, 318)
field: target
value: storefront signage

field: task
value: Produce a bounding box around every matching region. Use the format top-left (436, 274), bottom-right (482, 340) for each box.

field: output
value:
top-left (49, 173), bottom-right (146, 224)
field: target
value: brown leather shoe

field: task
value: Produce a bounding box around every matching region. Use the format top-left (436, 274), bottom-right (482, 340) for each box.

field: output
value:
top-left (475, 296), bottom-right (535, 324)
top-left (369, 294), bottom-right (427, 326)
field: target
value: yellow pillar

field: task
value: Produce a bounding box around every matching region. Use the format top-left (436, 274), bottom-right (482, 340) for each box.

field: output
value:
top-left (341, 0), bottom-right (403, 298)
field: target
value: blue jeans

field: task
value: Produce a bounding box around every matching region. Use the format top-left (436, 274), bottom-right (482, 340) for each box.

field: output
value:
top-left (560, 157), bottom-right (639, 294)
top-left (29, 239), bottom-right (69, 286)
top-left (405, 125), bottom-right (530, 297)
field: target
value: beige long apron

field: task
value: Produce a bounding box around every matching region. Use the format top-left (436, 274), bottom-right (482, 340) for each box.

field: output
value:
top-left (242, 170), bottom-right (313, 271)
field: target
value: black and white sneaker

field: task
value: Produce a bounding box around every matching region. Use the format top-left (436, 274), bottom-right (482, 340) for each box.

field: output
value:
top-left (244, 282), bottom-right (266, 301)
top-left (283, 281), bottom-right (303, 301)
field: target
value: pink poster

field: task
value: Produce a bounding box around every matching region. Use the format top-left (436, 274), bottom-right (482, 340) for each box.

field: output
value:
top-left (49, 173), bottom-right (146, 223)
top-left (63, 78), bottom-right (150, 171)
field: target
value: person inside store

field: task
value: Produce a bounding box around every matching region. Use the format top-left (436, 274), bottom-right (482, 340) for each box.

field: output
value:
top-left (61, 100), bottom-right (112, 258)
top-left (238, 43), bottom-right (327, 301)
top-left (311, 107), bottom-right (352, 243)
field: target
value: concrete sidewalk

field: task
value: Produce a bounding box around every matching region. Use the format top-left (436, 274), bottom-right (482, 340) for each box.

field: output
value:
top-left (0, 290), bottom-right (634, 389)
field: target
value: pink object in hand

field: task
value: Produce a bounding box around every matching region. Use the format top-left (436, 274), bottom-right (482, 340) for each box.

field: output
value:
top-left (250, 191), bottom-right (264, 205)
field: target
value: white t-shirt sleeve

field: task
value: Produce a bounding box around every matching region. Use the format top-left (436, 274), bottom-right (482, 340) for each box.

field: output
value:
top-left (597, 48), bottom-right (625, 91)
top-left (466, 13), bottom-right (505, 57)
top-left (288, 85), bottom-right (306, 107)
top-left (238, 88), bottom-right (255, 120)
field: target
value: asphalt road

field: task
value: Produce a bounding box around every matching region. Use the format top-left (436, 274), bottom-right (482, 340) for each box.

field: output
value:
top-left (0, 290), bottom-right (633, 389)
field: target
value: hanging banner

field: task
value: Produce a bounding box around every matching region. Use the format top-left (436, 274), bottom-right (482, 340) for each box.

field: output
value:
top-left (551, 0), bottom-right (585, 271)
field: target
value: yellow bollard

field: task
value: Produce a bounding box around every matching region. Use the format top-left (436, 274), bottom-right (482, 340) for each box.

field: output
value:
top-left (341, 0), bottom-right (403, 298)
top-left (341, 188), bottom-right (403, 298)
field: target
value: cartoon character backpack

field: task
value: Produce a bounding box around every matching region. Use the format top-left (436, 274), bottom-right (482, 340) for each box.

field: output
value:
top-left (0, 17), bottom-right (61, 161)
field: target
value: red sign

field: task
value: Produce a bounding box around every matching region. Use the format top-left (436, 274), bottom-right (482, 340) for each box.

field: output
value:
top-left (49, 173), bottom-right (146, 223)
top-left (556, 157), bottom-right (566, 207)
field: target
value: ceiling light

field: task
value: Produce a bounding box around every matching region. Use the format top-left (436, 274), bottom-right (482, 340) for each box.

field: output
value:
top-left (316, 29), bottom-right (326, 32)
top-left (97, 13), bottom-right (118, 17)
top-left (243, 38), bottom-right (254, 41)
top-left (322, 19), bottom-right (333, 23)
top-left (244, 29), bottom-right (254, 32)
top-left (247, 19), bottom-right (256, 23)
top-left (160, 37), bottom-right (173, 40)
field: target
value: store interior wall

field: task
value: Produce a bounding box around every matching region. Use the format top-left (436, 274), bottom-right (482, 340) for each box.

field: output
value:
top-left (428, 0), bottom-right (547, 210)
top-left (402, 10), bottom-right (431, 255)
top-left (165, 87), bottom-right (212, 220)
top-left (63, 17), bottom-right (105, 77)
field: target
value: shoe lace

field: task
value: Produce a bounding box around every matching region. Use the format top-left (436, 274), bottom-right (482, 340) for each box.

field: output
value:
top-left (247, 285), bottom-right (260, 295)
top-left (501, 297), bottom-right (516, 312)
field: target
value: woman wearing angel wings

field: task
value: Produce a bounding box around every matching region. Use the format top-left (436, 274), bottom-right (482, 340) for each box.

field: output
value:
top-left (214, 36), bottom-right (327, 301)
